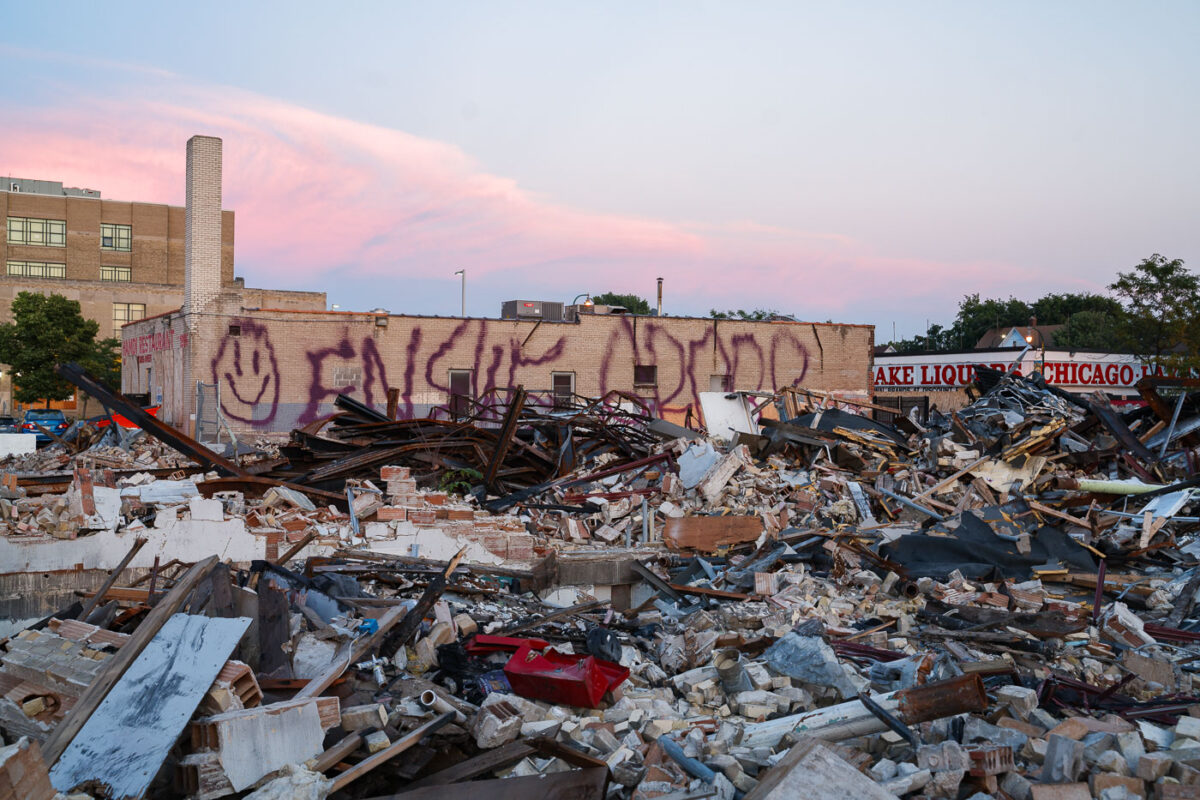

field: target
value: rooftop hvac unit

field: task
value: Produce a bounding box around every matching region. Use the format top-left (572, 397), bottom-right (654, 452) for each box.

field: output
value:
top-left (501, 300), bottom-right (565, 321)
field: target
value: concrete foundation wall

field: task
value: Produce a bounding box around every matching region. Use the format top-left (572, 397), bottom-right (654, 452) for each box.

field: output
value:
top-left (123, 302), bottom-right (874, 432)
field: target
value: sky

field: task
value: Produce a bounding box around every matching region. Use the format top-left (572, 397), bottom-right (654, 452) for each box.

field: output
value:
top-left (1, 2), bottom-right (1197, 340)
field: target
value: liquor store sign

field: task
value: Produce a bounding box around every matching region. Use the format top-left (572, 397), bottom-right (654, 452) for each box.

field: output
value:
top-left (873, 351), bottom-right (1177, 391)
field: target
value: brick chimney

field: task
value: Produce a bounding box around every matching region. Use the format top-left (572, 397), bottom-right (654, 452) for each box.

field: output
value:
top-left (184, 135), bottom-right (223, 314)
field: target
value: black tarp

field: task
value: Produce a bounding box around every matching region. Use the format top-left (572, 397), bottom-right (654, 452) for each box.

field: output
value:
top-left (880, 510), bottom-right (1095, 580)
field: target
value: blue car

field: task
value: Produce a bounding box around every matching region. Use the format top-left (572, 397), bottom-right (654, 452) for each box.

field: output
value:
top-left (21, 409), bottom-right (69, 443)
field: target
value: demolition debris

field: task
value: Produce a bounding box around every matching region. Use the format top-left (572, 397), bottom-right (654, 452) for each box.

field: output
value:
top-left (5, 364), bottom-right (1200, 799)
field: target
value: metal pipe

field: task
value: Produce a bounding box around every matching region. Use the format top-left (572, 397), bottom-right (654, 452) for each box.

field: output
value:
top-left (418, 689), bottom-right (467, 724)
top-left (879, 488), bottom-right (945, 521)
top-left (714, 648), bottom-right (754, 694)
top-left (642, 496), bottom-right (650, 543)
top-left (1161, 391), bottom-right (1187, 459)
top-left (739, 673), bottom-right (988, 748)
top-left (657, 277), bottom-right (663, 316)
top-left (659, 736), bottom-right (714, 783)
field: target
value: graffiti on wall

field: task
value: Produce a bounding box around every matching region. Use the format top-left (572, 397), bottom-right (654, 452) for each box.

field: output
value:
top-left (210, 317), bottom-right (817, 430)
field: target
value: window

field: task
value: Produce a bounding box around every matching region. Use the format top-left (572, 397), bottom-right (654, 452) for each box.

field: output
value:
top-left (552, 372), bottom-right (575, 408)
top-left (448, 370), bottom-right (473, 419)
top-left (633, 365), bottom-right (657, 386)
top-left (6, 217), bottom-right (66, 247)
top-left (100, 266), bottom-right (132, 282)
top-left (7, 260), bottom-right (66, 278)
top-left (112, 302), bottom-right (146, 327)
top-left (100, 223), bottom-right (132, 251)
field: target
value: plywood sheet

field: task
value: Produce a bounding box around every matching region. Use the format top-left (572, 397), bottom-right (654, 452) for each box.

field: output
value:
top-left (50, 614), bottom-right (250, 799)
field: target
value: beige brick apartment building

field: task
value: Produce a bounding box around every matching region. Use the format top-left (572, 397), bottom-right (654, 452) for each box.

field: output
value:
top-left (0, 161), bottom-right (323, 413)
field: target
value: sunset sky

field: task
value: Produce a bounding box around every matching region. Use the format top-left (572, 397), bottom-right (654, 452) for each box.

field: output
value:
top-left (1, 2), bottom-right (1196, 340)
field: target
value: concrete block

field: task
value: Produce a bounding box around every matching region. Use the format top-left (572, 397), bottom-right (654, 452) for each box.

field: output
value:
top-left (1041, 734), bottom-right (1085, 783)
top-left (997, 685), bottom-right (1040, 718)
top-left (1136, 751), bottom-right (1174, 781)
top-left (188, 497), bottom-right (224, 521)
top-left (1092, 774), bottom-right (1145, 799)
top-left (470, 701), bottom-right (522, 749)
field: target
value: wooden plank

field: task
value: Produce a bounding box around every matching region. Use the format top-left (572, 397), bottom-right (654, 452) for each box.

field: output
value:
top-left (499, 599), bottom-right (605, 636)
top-left (257, 579), bottom-right (292, 677)
top-left (273, 530), bottom-right (317, 567)
top-left (377, 548), bottom-right (467, 662)
top-left (295, 596), bottom-right (415, 699)
top-left (405, 740), bottom-right (536, 788)
top-left (77, 536), bottom-right (146, 620)
top-left (668, 584), bottom-right (751, 601)
top-left (41, 555), bottom-right (219, 766)
top-left (662, 515), bottom-right (762, 551)
top-left (48, 613), bottom-right (250, 797)
top-left (311, 732), bottom-right (364, 774)
top-left (330, 711), bottom-right (455, 793)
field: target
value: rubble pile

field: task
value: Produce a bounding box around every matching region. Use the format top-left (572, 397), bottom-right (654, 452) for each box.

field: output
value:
top-left (5, 367), bottom-right (1200, 798)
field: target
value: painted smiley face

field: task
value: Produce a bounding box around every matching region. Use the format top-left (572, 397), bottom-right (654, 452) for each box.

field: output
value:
top-left (210, 320), bottom-right (282, 426)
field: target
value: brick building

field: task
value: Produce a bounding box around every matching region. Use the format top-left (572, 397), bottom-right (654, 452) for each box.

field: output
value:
top-left (0, 146), bottom-right (324, 414)
top-left (120, 135), bottom-right (874, 434)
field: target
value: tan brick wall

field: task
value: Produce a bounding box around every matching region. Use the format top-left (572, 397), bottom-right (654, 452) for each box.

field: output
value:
top-left (123, 307), bottom-right (874, 434)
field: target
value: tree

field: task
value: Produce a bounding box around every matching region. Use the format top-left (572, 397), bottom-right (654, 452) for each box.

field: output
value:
top-left (709, 308), bottom-right (787, 320)
top-left (1032, 292), bottom-right (1123, 324)
top-left (1109, 254), bottom-right (1200, 368)
top-left (591, 292), bottom-right (651, 315)
top-left (0, 292), bottom-right (105, 407)
top-left (946, 294), bottom-right (1033, 350)
top-left (1052, 310), bottom-right (1123, 351)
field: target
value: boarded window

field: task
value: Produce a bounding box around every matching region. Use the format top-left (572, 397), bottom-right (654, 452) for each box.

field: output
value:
top-left (633, 365), bottom-right (657, 386)
top-left (552, 372), bottom-right (575, 408)
top-left (449, 370), bottom-right (473, 419)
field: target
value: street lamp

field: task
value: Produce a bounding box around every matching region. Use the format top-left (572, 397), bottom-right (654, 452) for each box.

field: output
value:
top-left (571, 293), bottom-right (593, 308)
top-left (1024, 319), bottom-right (1046, 373)
top-left (454, 270), bottom-right (465, 317)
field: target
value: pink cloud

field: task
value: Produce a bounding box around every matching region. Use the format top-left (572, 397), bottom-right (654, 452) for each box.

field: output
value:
top-left (0, 80), bottom-right (1057, 322)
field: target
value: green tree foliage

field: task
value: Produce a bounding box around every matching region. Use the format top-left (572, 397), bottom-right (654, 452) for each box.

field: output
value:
top-left (85, 337), bottom-right (123, 391)
top-left (590, 292), bottom-right (652, 315)
top-left (0, 293), bottom-right (106, 406)
top-left (1052, 310), bottom-right (1124, 351)
top-left (1032, 292), bottom-right (1123, 324)
top-left (1109, 254), bottom-right (1200, 368)
top-left (709, 308), bottom-right (785, 320)
top-left (948, 294), bottom-right (1033, 349)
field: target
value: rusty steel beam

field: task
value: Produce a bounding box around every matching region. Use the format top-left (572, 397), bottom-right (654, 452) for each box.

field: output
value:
top-left (55, 362), bottom-right (247, 477)
top-left (484, 385), bottom-right (527, 492)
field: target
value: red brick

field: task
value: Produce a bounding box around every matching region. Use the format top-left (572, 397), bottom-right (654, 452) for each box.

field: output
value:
top-left (376, 506), bottom-right (407, 521)
top-left (447, 508), bottom-right (474, 520)
top-left (380, 465), bottom-right (410, 481)
top-left (424, 493), bottom-right (448, 505)
top-left (409, 509), bottom-right (437, 525)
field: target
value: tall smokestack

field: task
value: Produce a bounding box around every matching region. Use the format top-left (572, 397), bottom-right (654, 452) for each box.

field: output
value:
top-left (184, 135), bottom-right (223, 314)
top-left (657, 277), bottom-right (663, 316)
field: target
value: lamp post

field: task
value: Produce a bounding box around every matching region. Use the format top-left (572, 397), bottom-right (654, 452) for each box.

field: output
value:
top-left (454, 270), bottom-right (465, 317)
top-left (1024, 320), bottom-right (1046, 374)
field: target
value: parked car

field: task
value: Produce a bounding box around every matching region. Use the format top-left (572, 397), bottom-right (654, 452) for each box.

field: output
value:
top-left (0, 416), bottom-right (18, 434)
top-left (21, 409), bottom-right (69, 443)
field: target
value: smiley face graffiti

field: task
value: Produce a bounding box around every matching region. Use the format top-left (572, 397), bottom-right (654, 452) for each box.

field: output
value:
top-left (210, 319), bottom-right (282, 426)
